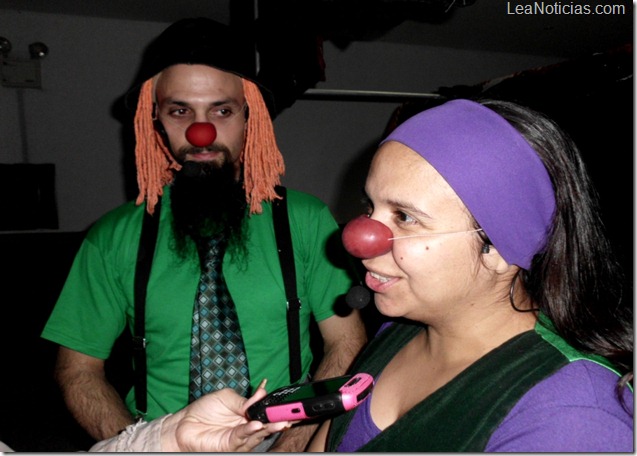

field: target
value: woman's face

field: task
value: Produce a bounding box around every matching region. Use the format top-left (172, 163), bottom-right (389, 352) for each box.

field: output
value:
top-left (362, 141), bottom-right (487, 322)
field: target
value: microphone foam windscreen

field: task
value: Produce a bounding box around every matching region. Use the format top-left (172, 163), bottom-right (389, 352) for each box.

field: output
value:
top-left (346, 285), bottom-right (371, 309)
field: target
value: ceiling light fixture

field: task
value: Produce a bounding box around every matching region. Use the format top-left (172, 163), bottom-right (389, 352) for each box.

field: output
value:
top-left (0, 37), bottom-right (49, 88)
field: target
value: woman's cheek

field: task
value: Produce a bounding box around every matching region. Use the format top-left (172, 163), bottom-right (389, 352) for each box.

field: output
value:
top-left (393, 240), bottom-right (434, 267)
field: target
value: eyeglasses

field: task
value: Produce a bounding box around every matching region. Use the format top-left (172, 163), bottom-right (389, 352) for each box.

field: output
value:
top-left (389, 228), bottom-right (483, 240)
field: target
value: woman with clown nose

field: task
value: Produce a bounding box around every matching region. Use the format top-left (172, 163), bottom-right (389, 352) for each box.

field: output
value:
top-left (308, 99), bottom-right (633, 452)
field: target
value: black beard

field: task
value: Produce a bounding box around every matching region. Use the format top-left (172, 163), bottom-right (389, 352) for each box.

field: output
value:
top-left (170, 160), bottom-right (247, 259)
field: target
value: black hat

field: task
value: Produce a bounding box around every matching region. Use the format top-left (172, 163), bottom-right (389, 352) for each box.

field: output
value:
top-left (129, 17), bottom-right (284, 217)
top-left (126, 17), bottom-right (275, 114)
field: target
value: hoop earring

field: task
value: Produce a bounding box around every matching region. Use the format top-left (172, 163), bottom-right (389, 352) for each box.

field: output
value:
top-left (509, 269), bottom-right (538, 313)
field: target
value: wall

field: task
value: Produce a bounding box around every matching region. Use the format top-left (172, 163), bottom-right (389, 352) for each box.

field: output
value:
top-left (0, 10), bottom-right (574, 231)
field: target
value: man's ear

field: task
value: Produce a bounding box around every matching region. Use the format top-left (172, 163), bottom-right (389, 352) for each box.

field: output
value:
top-left (151, 105), bottom-right (167, 136)
top-left (153, 118), bottom-right (166, 134)
top-left (481, 244), bottom-right (511, 274)
top-left (152, 117), bottom-right (171, 151)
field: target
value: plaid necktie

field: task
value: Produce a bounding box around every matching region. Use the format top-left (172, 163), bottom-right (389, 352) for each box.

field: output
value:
top-left (188, 236), bottom-right (250, 402)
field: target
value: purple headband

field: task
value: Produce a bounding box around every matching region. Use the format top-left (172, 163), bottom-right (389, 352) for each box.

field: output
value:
top-left (381, 99), bottom-right (555, 269)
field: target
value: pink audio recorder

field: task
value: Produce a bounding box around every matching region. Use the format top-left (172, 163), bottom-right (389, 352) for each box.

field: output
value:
top-left (246, 373), bottom-right (374, 423)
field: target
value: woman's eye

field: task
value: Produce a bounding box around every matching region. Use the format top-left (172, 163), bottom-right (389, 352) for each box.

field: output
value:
top-left (395, 211), bottom-right (416, 224)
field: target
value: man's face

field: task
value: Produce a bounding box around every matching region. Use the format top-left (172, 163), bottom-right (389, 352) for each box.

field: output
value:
top-left (154, 64), bottom-right (247, 180)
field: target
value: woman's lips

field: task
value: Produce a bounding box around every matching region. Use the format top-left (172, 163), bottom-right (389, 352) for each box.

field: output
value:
top-left (365, 270), bottom-right (398, 293)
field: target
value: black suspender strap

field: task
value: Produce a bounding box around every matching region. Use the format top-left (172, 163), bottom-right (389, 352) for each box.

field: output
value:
top-left (133, 197), bottom-right (161, 415)
top-left (132, 187), bottom-right (302, 415)
top-left (272, 186), bottom-right (303, 383)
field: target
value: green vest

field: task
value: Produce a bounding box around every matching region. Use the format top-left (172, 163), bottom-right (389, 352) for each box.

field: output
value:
top-left (326, 314), bottom-right (619, 452)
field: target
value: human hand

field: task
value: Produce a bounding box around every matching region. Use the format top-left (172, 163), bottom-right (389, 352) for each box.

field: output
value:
top-left (161, 380), bottom-right (291, 452)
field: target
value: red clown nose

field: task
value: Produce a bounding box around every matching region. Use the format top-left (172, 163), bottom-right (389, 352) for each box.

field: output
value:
top-left (342, 215), bottom-right (394, 259)
top-left (185, 122), bottom-right (217, 147)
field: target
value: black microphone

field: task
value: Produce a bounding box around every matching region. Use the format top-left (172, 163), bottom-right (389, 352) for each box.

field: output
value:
top-left (340, 223), bottom-right (372, 310)
top-left (346, 285), bottom-right (371, 309)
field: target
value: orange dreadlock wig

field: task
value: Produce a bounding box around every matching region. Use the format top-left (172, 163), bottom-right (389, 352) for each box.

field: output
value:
top-left (133, 77), bottom-right (285, 216)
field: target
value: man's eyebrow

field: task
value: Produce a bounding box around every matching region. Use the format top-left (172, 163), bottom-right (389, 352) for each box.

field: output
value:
top-left (159, 98), bottom-right (188, 106)
top-left (159, 98), bottom-right (239, 107)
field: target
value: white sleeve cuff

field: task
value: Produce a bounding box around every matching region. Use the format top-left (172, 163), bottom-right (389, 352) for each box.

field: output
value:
top-left (89, 415), bottom-right (171, 452)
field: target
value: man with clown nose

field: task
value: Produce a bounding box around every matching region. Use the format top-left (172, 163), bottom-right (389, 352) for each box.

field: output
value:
top-left (42, 17), bottom-right (366, 452)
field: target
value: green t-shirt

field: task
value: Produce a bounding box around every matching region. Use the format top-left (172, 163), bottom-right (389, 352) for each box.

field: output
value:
top-left (41, 187), bottom-right (353, 420)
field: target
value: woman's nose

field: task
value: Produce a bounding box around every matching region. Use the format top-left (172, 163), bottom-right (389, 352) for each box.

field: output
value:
top-left (342, 215), bottom-right (394, 259)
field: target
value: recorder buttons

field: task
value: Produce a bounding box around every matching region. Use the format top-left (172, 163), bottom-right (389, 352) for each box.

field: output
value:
top-left (312, 401), bottom-right (336, 412)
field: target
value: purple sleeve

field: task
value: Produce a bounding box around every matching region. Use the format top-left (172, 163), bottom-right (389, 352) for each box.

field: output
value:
top-left (486, 361), bottom-right (634, 452)
top-left (377, 320), bottom-right (393, 334)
